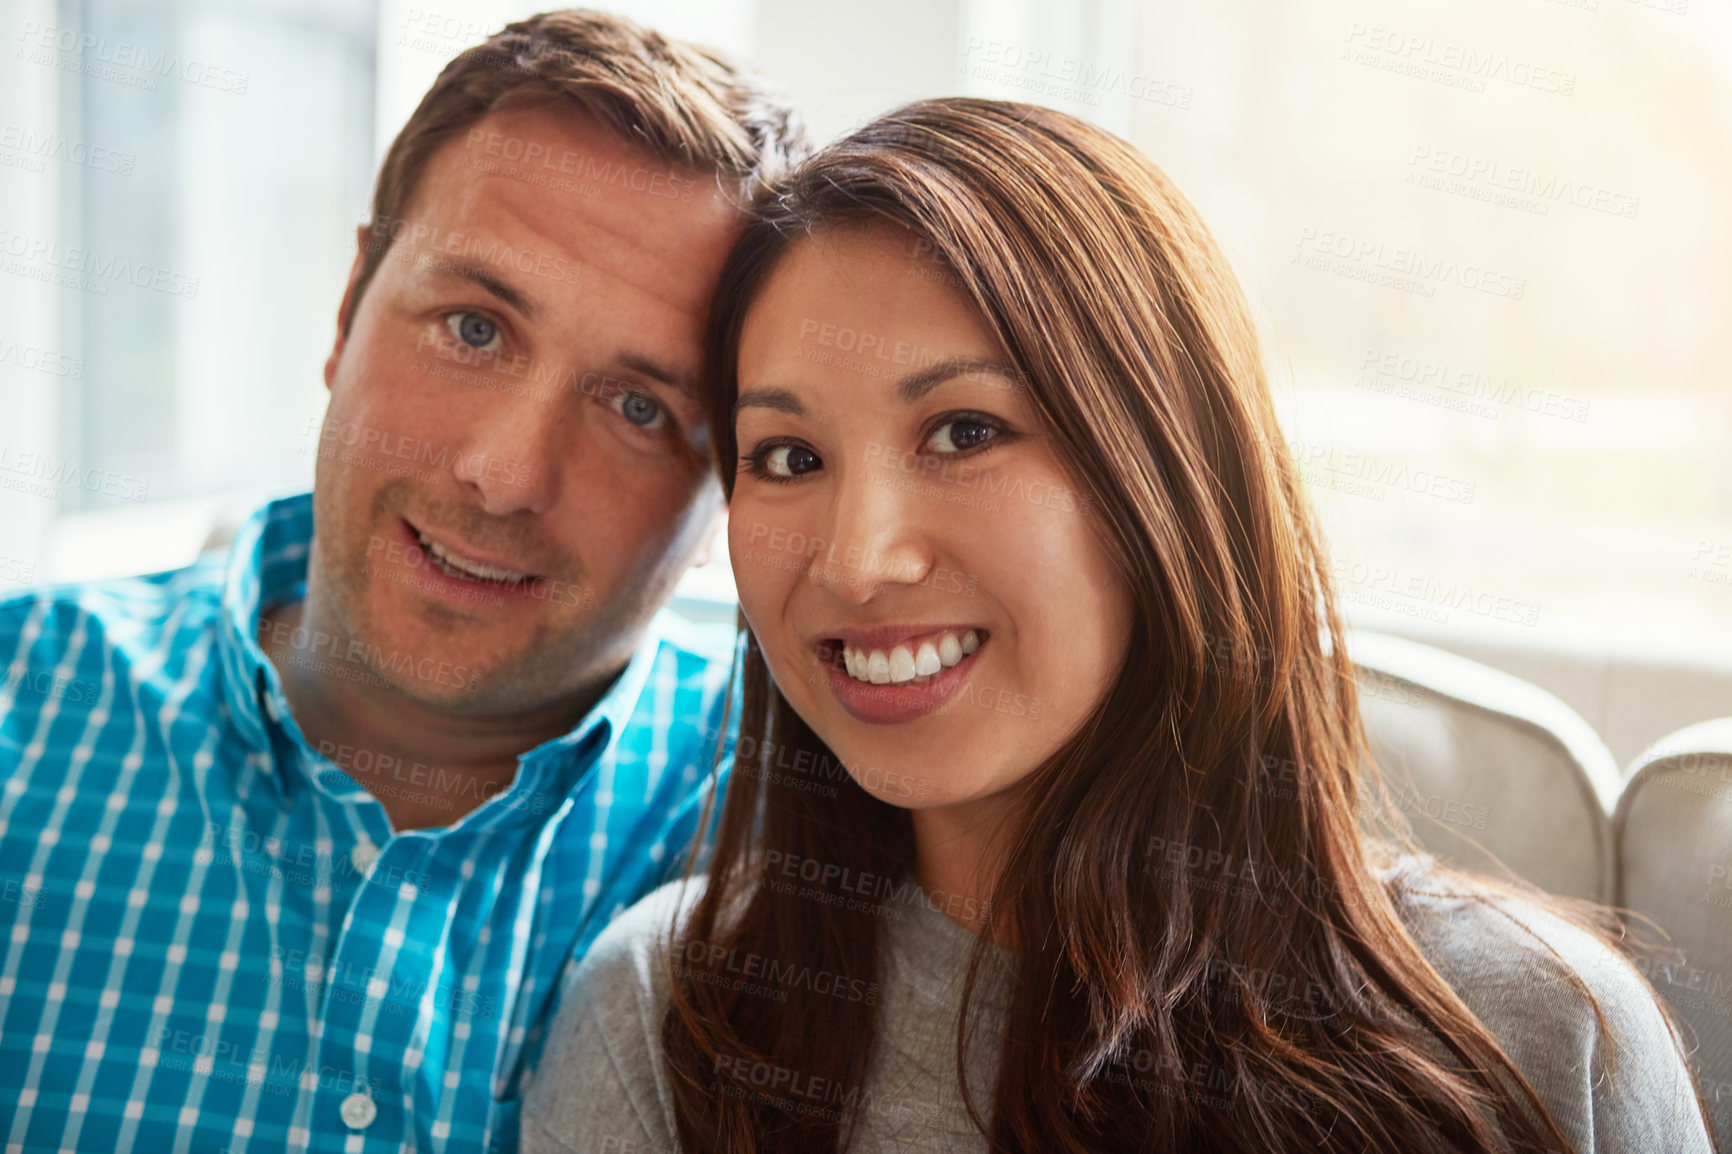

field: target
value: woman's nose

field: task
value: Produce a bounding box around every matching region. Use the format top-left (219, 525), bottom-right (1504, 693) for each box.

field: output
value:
top-left (806, 447), bottom-right (937, 603)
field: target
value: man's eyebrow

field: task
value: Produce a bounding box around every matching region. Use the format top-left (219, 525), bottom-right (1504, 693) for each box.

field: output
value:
top-left (617, 352), bottom-right (692, 397)
top-left (734, 387), bottom-right (804, 418)
top-left (897, 357), bottom-right (1023, 402)
top-left (435, 262), bottom-right (539, 322)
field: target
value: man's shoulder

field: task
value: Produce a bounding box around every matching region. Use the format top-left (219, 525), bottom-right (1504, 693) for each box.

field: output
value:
top-left (626, 610), bottom-right (738, 751)
top-left (650, 607), bottom-right (737, 668)
top-left (0, 558), bottom-right (228, 665)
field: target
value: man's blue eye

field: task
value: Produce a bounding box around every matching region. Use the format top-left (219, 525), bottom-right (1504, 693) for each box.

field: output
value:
top-left (446, 312), bottom-right (500, 350)
top-left (613, 391), bottom-right (665, 429)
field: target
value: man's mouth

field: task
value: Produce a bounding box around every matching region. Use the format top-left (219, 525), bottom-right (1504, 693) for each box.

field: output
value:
top-left (829, 628), bottom-right (984, 686)
top-left (410, 522), bottom-right (537, 587)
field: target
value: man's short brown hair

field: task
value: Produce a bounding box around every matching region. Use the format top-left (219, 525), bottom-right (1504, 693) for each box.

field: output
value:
top-left (343, 8), bottom-right (805, 334)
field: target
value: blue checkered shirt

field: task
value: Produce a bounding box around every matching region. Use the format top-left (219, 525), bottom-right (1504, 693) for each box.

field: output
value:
top-left (0, 494), bottom-right (736, 1152)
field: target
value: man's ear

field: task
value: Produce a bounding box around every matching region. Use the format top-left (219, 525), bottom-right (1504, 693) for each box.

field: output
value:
top-left (324, 224), bottom-right (373, 391)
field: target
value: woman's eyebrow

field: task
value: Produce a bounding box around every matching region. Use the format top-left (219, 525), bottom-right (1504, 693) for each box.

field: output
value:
top-left (897, 357), bottom-right (1023, 402)
top-left (734, 386), bottom-right (804, 418)
top-left (732, 358), bottom-right (1021, 419)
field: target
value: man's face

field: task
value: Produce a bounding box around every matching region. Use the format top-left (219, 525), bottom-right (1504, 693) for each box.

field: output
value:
top-left (312, 104), bottom-right (739, 714)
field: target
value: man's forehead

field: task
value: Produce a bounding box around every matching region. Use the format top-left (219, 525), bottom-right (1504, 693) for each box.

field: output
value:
top-left (411, 104), bottom-right (743, 318)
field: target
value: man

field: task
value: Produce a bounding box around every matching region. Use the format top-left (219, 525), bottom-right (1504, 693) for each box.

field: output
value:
top-left (0, 11), bottom-right (802, 1151)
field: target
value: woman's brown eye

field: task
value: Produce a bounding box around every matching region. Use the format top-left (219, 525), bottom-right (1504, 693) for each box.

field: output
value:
top-left (928, 418), bottom-right (996, 454)
top-left (763, 444), bottom-right (821, 477)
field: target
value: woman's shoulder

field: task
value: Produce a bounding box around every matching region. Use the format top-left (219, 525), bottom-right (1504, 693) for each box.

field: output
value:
top-left (1392, 864), bottom-right (1639, 1006)
top-left (523, 878), bottom-right (713, 1153)
top-left (1387, 859), bottom-right (1710, 1151)
top-left (569, 875), bottom-right (709, 996)
top-left (541, 876), bottom-right (709, 1057)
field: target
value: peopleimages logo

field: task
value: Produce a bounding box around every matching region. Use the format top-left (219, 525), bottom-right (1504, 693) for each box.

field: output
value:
top-left (1331, 558), bottom-right (1540, 627)
top-left (0, 554), bottom-right (38, 585)
top-left (959, 37), bottom-right (1193, 109)
top-left (742, 520), bottom-right (978, 601)
top-left (464, 128), bottom-right (697, 202)
top-left (0, 444), bottom-right (149, 502)
top-left (366, 213), bottom-right (583, 287)
top-left (1355, 348), bottom-right (1590, 424)
top-left (304, 417), bottom-right (532, 489)
top-left (1294, 227), bottom-right (1525, 300)
top-left (1407, 146), bottom-right (1639, 220)
top-left (0, 228), bottom-right (199, 298)
top-left (1342, 24), bottom-right (1576, 96)
top-left (863, 442), bottom-right (1092, 516)
top-left (0, 337), bottom-right (81, 379)
top-left (259, 616), bottom-right (482, 693)
top-left (677, 937), bottom-right (881, 1005)
top-left (0, 123), bottom-right (135, 174)
top-left (15, 21), bottom-right (250, 93)
top-left (1286, 439), bottom-right (1478, 505)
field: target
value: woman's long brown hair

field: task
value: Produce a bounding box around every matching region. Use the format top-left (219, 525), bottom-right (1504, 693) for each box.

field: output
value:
top-left (660, 98), bottom-right (1707, 1152)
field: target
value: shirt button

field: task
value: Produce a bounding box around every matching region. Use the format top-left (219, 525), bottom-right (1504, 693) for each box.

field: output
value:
top-left (350, 841), bottom-right (379, 875)
top-left (340, 1092), bottom-right (377, 1129)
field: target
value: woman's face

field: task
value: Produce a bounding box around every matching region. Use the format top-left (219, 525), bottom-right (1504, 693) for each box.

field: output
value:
top-left (729, 224), bottom-right (1133, 812)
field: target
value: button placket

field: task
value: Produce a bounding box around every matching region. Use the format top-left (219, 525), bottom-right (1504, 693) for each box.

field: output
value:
top-left (350, 840), bottom-right (380, 877)
top-left (339, 1091), bottom-right (377, 1129)
top-left (311, 837), bottom-right (441, 1149)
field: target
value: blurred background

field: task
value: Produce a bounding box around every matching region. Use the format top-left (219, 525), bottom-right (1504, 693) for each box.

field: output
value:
top-left (1, 0), bottom-right (1728, 762)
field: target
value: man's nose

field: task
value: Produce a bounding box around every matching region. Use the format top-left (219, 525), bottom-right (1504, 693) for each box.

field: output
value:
top-left (451, 395), bottom-right (559, 516)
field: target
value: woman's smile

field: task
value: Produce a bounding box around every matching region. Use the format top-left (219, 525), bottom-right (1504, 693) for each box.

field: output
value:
top-left (812, 625), bottom-right (988, 724)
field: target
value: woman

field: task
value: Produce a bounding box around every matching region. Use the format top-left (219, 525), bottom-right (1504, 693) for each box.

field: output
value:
top-left (522, 99), bottom-right (1713, 1153)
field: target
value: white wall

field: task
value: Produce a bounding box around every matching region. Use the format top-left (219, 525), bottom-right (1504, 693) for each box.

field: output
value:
top-left (0, 0), bottom-right (67, 595)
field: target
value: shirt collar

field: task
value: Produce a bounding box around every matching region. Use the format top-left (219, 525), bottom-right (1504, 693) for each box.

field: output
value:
top-left (480, 610), bottom-right (665, 828)
top-left (215, 492), bottom-right (671, 824)
top-left (216, 492), bottom-right (312, 756)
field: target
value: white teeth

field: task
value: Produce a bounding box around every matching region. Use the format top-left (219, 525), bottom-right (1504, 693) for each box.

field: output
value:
top-left (838, 629), bottom-right (983, 685)
top-left (419, 533), bottom-right (529, 585)
top-left (888, 646), bottom-right (916, 683)
top-left (914, 642), bottom-right (941, 677)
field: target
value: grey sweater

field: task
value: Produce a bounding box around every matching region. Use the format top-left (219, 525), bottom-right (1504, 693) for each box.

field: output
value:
top-left (521, 874), bottom-right (1712, 1153)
